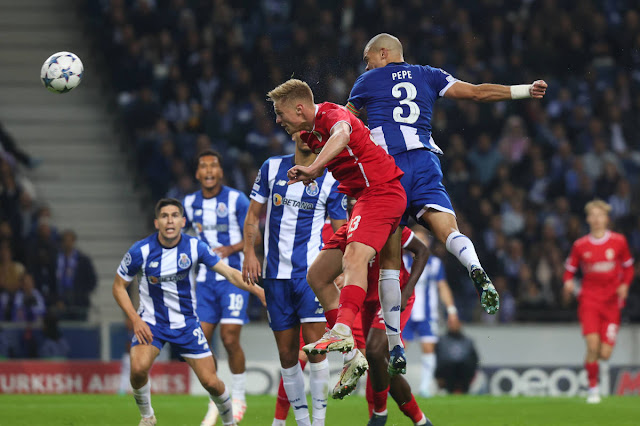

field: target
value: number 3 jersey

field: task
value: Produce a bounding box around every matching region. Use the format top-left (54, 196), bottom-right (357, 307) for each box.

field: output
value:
top-left (117, 233), bottom-right (221, 329)
top-left (347, 62), bottom-right (458, 155)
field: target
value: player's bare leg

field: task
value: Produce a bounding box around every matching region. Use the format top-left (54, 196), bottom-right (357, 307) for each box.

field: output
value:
top-left (274, 324), bottom-right (312, 426)
top-left (200, 322), bottom-right (220, 426)
top-left (378, 228), bottom-right (406, 375)
top-left (301, 322), bottom-right (330, 425)
top-left (130, 345), bottom-right (160, 425)
top-left (421, 209), bottom-right (499, 314)
top-left (584, 333), bottom-right (601, 403)
top-left (186, 355), bottom-right (235, 425)
top-left (304, 242), bottom-right (374, 355)
top-left (306, 248), bottom-right (343, 313)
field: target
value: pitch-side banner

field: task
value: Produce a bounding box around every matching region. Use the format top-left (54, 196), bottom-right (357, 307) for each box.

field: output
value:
top-left (475, 366), bottom-right (640, 396)
top-left (0, 361), bottom-right (189, 394)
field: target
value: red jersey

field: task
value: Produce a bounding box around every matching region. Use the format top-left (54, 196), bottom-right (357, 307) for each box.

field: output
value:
top-left (301, 102), bottom-right (403, 198)
top-left (365, 227), bottom-right (414, 303)
top-left (563, 231), bottom-right (634, 303)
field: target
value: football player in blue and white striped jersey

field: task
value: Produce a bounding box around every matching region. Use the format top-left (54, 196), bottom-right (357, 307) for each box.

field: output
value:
top-left (183, 150), bottom-right (252, 425)
top-left (243, 132), bottom-right (347, 426)
top-left (113, 198), bottom-right (264, 426)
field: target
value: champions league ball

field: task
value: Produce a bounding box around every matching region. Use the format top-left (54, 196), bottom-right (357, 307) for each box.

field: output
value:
top-left (40, 52), bottom-right (84, 93)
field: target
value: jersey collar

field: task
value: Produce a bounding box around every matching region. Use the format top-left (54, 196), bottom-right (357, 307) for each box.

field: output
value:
top-left (588, 230), bottom-right (611, 245)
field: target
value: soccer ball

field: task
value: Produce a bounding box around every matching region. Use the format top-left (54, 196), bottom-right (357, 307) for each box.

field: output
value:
top-left (40, 52), bottom-right (84, 94)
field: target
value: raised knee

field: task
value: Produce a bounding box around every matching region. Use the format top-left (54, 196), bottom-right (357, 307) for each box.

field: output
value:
top-left (278, 351), bottom-right (299, 369)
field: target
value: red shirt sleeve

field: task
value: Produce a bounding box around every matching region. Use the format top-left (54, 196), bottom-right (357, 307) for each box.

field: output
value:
top-left (323, 108), bottom-right (353, 135)
top-left (619, 236), bottom-right (635, 285)
top-left (563, 241), bottom-right (581, 282)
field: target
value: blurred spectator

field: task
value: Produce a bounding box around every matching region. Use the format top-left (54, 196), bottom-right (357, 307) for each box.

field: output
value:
top-left (10, 273), bottom-right (46, 323)
top-left (39, 313), bottom-right (70, 359)
top-left (435, 329), bottom-right (479, 394)
top-left (54, 230), bottom-right (97, 320)
top-left (0, 239), bottom-right (26, 320)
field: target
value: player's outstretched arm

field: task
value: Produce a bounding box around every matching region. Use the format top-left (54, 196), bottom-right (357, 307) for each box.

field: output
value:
top-left (444, 80), bottom-right (547, 102)
top-left (287, 122), bottom-right (351, 185)
top-left (401, 232), bottom-right (430, 310)
top-left (112, 275), bottom-right (153, 345)
top-left (243, 200), bottom-right (264, 284)
top-left (213, 261), bottom-right (266, 306)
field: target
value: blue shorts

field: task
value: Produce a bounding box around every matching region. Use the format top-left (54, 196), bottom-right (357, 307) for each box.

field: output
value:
top-left (402, 318), bottom-right (438, 343)
top-left (393, 149), bottom-right (455, 226)
top-left (196, 278), bottom-right (249, 325)
top-left (263, 278), bottom-right (326, 331)
top-left (131, 320), bottom-right (212, 359)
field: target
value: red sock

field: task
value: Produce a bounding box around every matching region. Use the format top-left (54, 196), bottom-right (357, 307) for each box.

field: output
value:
top-left (275, 377), bottom-right (290, 420)
top-left (372, 386), bottom-right (390, 414)
top-left (274, 360), bottom-right (307, 420)
top-left (365, 373), bottom-right (374, 417)
top-left (325, 308), bottom-right (338, 329)
top-left (399, 395), bottom-right (424, 423)
top-left (585, 361), bottom-right (599, 388)
top-left (336, 285), bottom-right (366, 329)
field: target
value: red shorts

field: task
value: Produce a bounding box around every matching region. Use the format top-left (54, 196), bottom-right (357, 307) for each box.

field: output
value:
top-left (578, 301), bottom-right (621, 346)
top-left (345, 179), bottom-right (406, 253)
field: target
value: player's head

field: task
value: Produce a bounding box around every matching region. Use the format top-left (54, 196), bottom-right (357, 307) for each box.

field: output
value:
top-left (363, 33), bottom-right (404, 71)
top-left (585, 199), bottom-right (611, 232)
top-left (292, 131), bottom-right (312, 154)
top-left (60, 229), bottom-right (77, 254)
top-left (154, 198), bottom-right (186, 241)
top-left (195, 149), bottom-right (224, 192)
top-left (267, 79), bottom-right (315, 134)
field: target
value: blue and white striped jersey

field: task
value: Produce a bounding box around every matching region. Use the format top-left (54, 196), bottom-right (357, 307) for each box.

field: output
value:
top-left (348, 62), bottom-right (457, 156)
top-left (410, 255), bottom-right (445, 323)
top-left (183, 187), bottom-right (249, 282)
top-left (117, 233), bottom-right (221, 329)
top-left (251, 154), bottom-right (347, 279)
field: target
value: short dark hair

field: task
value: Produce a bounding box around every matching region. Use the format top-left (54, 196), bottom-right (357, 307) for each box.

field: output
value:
top-left (196, 149), bottom-right (223, 168)
top-left (155, 198), bottom-right (184, 218)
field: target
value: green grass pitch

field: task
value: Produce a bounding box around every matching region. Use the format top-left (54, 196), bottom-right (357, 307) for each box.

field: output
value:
top-left (2, 394), bottom-right (638, 425)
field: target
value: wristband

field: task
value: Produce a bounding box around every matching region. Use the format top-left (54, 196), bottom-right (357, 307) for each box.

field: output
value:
top-left (510, 84), bottom-right (532, 99)
top-left (447, 306), bottom-right (458, 315)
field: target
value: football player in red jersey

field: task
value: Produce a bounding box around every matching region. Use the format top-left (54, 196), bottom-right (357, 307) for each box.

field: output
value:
top-left (563, 200), bottom-right (635, 404)
top-left (266, 79), bottom-right (408, 397)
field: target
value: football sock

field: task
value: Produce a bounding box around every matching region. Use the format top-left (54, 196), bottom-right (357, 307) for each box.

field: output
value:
top-left (335, 285), bottom-right (366, 331)
top-left (398, 395), bottom-right (424, 423)
top-left (118, 353), bottom-right (131, 394)
top-left (281, 363), bottom-right (311, 425)
top-left (420, 353), bottom-right (436, 395)
top-left (585, 361), bottom-right (599, 388)
top-left (309, 359), bottom-right (329, 422)
top-left (210, 388), bottom-right (233, 425)
top-left (232, 372), bottom-right (247, 402)
top-left (132, 381), bottom-right (154, 418)
top-left (379, 269), bottom-right (403, 350)
top-left (365, 374), bottom-right (374, 416)
top-left (372, 385), bottom-right (390, 413)
top-left (445, 231), bottom-right (482, 273)
top-left (272, 420), bottom-right (287, 426)
top-left (325, 309), bottom-right (338, 329)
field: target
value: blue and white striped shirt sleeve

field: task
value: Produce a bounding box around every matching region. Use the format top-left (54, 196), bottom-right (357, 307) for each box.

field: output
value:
top-left (326, 181), bottom-right (347, 221)
top-left (197, 240), bottom-right (222, 269)
top-left (251, 160), bottom-right (270, 204)
top-left (117, 243), bottom-right (143, 282)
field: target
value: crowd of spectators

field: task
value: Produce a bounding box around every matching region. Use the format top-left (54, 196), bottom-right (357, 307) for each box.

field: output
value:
top-left (86, 0), bottom-right (640, 323)
top-left (0, 121), bottom-right (97, 357)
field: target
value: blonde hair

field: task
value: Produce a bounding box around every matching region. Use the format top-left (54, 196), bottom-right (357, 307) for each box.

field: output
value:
top-left (585, 199), bottom-right (611, 215)
top-left (267, 79), bottom-right (314, 104)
